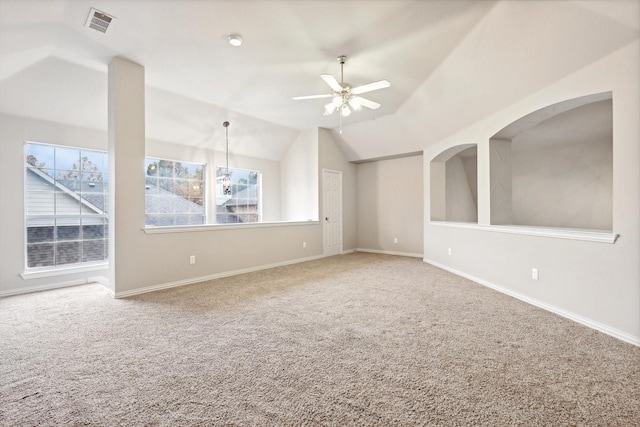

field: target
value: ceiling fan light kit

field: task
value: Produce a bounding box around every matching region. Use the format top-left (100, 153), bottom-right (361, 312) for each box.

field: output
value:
top-left (293, 55), bottom-right (390, 130)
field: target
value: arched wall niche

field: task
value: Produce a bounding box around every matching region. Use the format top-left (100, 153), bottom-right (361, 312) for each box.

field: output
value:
top-left (430, 144), bottom-right (477, 223)
top-left (490, 92), bottom-right (613, 231)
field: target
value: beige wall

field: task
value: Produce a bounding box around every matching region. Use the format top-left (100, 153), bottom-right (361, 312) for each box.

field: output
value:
top-left (318, 128), bottom-right (358, 251)
top-left (356, 155), bottom-right (423, 256)
top-left (512, 138), bottom-right (612, 230)
top-left (0, 114), bottom-right (110, 294)
top-left (0, 112), bottom-right (355, 297)
top-left (0, 83), bottom-right (357, 297)
top-left (281, 129), bottom-right (319, 221)
top-left (337, 1), bottom-right (639, 344)
top-left (423, 40), bottom-right (639, 344)
top-left (445, 155), bottom-right (477, 223)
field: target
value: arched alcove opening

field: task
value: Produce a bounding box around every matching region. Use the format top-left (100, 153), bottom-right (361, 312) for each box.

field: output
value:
top-left (430, 144), bottom-right (477, 223)
top-left (490, 92), bottom-right (612, 231)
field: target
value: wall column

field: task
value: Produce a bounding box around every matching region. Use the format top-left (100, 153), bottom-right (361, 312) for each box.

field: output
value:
top-left (429, 162), bottom-right (446, 221)
top-left (489, 138), bottom-right (512, 225)
top-left (108, 57), bottom-right (146, 293)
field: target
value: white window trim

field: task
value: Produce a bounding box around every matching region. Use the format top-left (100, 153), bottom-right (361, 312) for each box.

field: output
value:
top-left (21, 261), bottom-right (108, 280)
top-left (24, 141), bottom-right (109, 271)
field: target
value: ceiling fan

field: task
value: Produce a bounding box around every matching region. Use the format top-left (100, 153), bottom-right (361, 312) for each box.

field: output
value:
top-left (293, 55), bottom-right (390, 118)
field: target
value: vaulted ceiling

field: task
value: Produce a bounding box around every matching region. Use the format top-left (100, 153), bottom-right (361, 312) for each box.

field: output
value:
top-left (1, 1), bottom-right (637, 162)
top-left (0, 0), bottom-right (496, 160)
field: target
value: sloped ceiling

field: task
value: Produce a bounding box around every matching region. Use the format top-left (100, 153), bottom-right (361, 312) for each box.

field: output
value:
top-left (0, 1), bottom-right (637, 161)
top-left (0, 0), bottom-right (495, 160)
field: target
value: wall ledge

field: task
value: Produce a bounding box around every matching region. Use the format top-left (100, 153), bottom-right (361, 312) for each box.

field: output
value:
top-left (429, 221), bottom-right (618, 244)
top-left (21, 262), bottom-right (108, 280)
top-left (143, 220), bottom-right (319, 234)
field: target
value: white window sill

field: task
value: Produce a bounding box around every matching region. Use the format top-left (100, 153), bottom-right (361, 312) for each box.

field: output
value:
top-left (21, 262), bottom-right (109, 280)
top-left (142, 220), bottom-right (319, 234)
top-left (429, 221), bottom-right (619, 244)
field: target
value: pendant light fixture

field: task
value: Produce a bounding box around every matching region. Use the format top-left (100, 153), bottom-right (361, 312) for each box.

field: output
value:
top-left (222, 121), bottom-right (231, 195)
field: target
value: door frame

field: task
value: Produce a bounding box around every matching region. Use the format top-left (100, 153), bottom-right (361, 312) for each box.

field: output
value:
top-left (322, 168), bottom-right (343, 256)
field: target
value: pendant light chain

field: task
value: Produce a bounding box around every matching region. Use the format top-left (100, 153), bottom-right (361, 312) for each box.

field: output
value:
top-left (225, 122), bottom-right (229, 175)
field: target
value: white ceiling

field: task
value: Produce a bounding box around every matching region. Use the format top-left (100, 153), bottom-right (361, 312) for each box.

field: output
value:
top-left (0, 0), bottom-right (496, 160)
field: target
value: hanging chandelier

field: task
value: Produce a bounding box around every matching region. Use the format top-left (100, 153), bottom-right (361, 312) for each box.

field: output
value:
top-left (222, 121), bottom-right (231, 195)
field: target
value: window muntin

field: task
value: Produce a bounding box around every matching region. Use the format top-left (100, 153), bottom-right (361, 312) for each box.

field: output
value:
top-left (25, 142), bottom-right (108, 269)
top-left (144, 158), bottom-right (205, 226)
top-left (216, 167), bottom-right (261, 224)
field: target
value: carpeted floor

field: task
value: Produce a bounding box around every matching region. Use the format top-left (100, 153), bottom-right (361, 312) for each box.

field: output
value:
top-left (1, 252), bottom-right (638, 426)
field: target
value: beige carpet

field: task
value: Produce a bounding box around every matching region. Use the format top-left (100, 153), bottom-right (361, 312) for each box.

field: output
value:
top-left (1, 252), bottom-right (638, 426)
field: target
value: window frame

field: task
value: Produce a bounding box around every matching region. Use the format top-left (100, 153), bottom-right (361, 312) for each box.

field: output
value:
top-left (24, 141), bottom-right (109, 271)
top-left (215, 166), bottom-right (262, 224)
top-left (144, 156), bottom-right (206, 227)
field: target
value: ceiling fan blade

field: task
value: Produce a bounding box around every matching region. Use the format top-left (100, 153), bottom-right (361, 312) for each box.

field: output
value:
top-left (323, 103), bottom-right (336, 116)
top-left (357, 97), bottom-right (381, 110)
top-left (292, 94), bottom-right (332, 100)
top-left (352, 80), bottom-right (390, 95)
top-left (320, 74), bottom-right (342, 92)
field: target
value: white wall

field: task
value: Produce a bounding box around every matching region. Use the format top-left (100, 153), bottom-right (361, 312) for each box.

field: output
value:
top-left (280, 129), bottom-right (319, 221)
top-left (0, 113), bottom-right (109, 295)
top-left (445, 155), bottom-right (477, 223)
top-left (512, 138), bottom-right (612, 230)
top-left (357, 155), bottom-right (423, 256)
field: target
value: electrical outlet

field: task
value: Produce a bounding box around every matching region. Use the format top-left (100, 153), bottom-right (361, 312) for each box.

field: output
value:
top-left (393, 238), bottom-right (398, 244)
top-left (448, 248), bottom-right (452, 255)
top-left (532, 268), bottom-right (539, 280)
top-left (189, 255), bottom-right (196, 265)
top-left (302, 241), bottom-right (307, 248)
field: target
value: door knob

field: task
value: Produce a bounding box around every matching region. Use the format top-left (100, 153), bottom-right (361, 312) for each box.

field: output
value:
top-left (325, 217), bottom-right (329, 221)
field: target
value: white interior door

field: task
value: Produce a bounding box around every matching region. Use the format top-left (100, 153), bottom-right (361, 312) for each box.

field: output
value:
top-left (323, 169), bottom-right (342, 256)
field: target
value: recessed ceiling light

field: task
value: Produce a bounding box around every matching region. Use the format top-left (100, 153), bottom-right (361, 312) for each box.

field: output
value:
top-left (228, 34), bottom-right (243, 47)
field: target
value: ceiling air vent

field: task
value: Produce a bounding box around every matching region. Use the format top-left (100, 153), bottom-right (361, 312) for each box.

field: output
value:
top-left (85, 8), bottom-right (115, 33)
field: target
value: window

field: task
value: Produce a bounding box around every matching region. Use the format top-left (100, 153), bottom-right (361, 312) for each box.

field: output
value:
top-left (25, 142), bottom-right (108, 269)
top-left (145, 158), bottom-right (205, 226)
top-left (216, 167), bottom-right (261, 223)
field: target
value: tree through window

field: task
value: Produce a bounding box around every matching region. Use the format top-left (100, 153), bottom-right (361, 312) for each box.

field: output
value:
top-left (144, 158), bottom-right (206, 226)
top-left (25, 142), bottom-right (108, 269)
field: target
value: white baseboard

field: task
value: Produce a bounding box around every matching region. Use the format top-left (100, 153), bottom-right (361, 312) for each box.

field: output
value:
top-left (0, 279), bottom-right (89, 298)
top-left (113, 254), bottom-right (326, 298)
top-left (357, 248), bottom-right (423, 258)
top-left (423, 258), bottom-right (640, 347)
